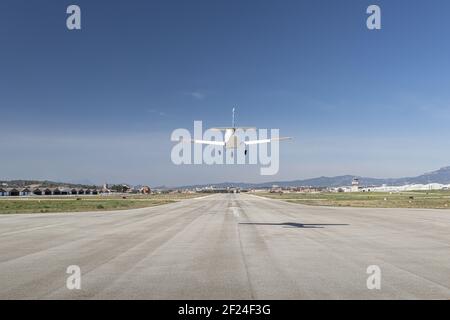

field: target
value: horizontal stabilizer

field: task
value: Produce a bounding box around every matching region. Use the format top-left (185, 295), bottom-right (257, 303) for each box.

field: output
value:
top-left (178, 138), bottom-right (225, 146)
top-left (244, 137), bottom-right (292, 145)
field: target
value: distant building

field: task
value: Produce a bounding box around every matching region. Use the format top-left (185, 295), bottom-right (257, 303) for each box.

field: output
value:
top-left (351, 178), bottom-right (360, 192)
top-left (140, 186), bottom-right (151, 194)
top-left (0, 186), bottom-right (102, 197)
top-left (8, 188), bottom-right (20, 196)
top-left (21, 187), bottom-right (32, 196)
top-left (102, 183), bottom-right (111, 194)
top-left (0, 188), bottom-right (8, 196)
top-left (270, 185), bottom-right (282, 193)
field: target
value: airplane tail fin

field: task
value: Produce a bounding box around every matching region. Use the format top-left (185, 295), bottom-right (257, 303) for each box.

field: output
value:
top-left (209, 108), bottom-right (255, 131)
top-left (232, 107), bottom-right (235, 128)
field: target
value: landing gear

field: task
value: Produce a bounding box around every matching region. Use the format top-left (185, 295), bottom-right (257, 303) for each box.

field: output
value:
top-left (244, 149), bottom-right (248, 156)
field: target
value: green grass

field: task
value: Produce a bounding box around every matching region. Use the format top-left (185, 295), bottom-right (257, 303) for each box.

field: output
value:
top-left (17, 193), bottom-right (203, 201)
top-left (0, 193), bottom-right (204, 214)
top-left (258, 190), bottom-right (450, 209)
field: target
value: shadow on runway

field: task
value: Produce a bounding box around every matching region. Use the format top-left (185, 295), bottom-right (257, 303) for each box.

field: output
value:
top-left (239, 222), bottom-right (349, 229)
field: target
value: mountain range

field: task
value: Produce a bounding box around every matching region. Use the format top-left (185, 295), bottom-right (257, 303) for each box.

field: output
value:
top-left (174, 166), bottom-right (450, 189)
top-left (3, 166), bottom-right (450, 190)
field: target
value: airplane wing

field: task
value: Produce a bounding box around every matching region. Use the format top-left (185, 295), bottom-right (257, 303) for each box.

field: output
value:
top-left (244, 137), bottom-right (292, 145)
top-left (179, 138), bottom-right (225, 146)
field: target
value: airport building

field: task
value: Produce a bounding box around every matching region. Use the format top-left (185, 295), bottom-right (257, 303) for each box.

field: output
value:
top-left (351, 178), bottom-right (360, 192)
top-left (0, 187), bottom-right (101, 197)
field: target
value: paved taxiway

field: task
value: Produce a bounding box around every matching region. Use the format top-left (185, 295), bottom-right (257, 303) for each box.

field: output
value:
top-left (0, 193), bottom-right (449, 299)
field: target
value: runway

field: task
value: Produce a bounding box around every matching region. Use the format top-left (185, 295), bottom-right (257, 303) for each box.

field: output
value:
top-left (0, 193), bottom-right (449, 299)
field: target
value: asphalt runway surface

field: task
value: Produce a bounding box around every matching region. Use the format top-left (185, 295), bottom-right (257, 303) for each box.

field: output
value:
top-left (0, 193), bottom-right (449, 299)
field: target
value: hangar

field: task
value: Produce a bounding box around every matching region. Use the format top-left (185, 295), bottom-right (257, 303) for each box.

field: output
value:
top-left (0, 187), bottom-right (101, 197)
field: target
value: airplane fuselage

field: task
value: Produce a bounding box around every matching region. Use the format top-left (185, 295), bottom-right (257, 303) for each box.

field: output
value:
top-left (224, 129), bottom-right (239, 149)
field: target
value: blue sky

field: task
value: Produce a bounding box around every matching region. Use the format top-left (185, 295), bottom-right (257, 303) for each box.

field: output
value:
top-left (1, 0), bottom-right (449, 186)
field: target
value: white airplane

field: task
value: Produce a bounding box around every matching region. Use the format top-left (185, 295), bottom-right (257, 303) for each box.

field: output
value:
top-left (182, 108), bottom-right (291, 156)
